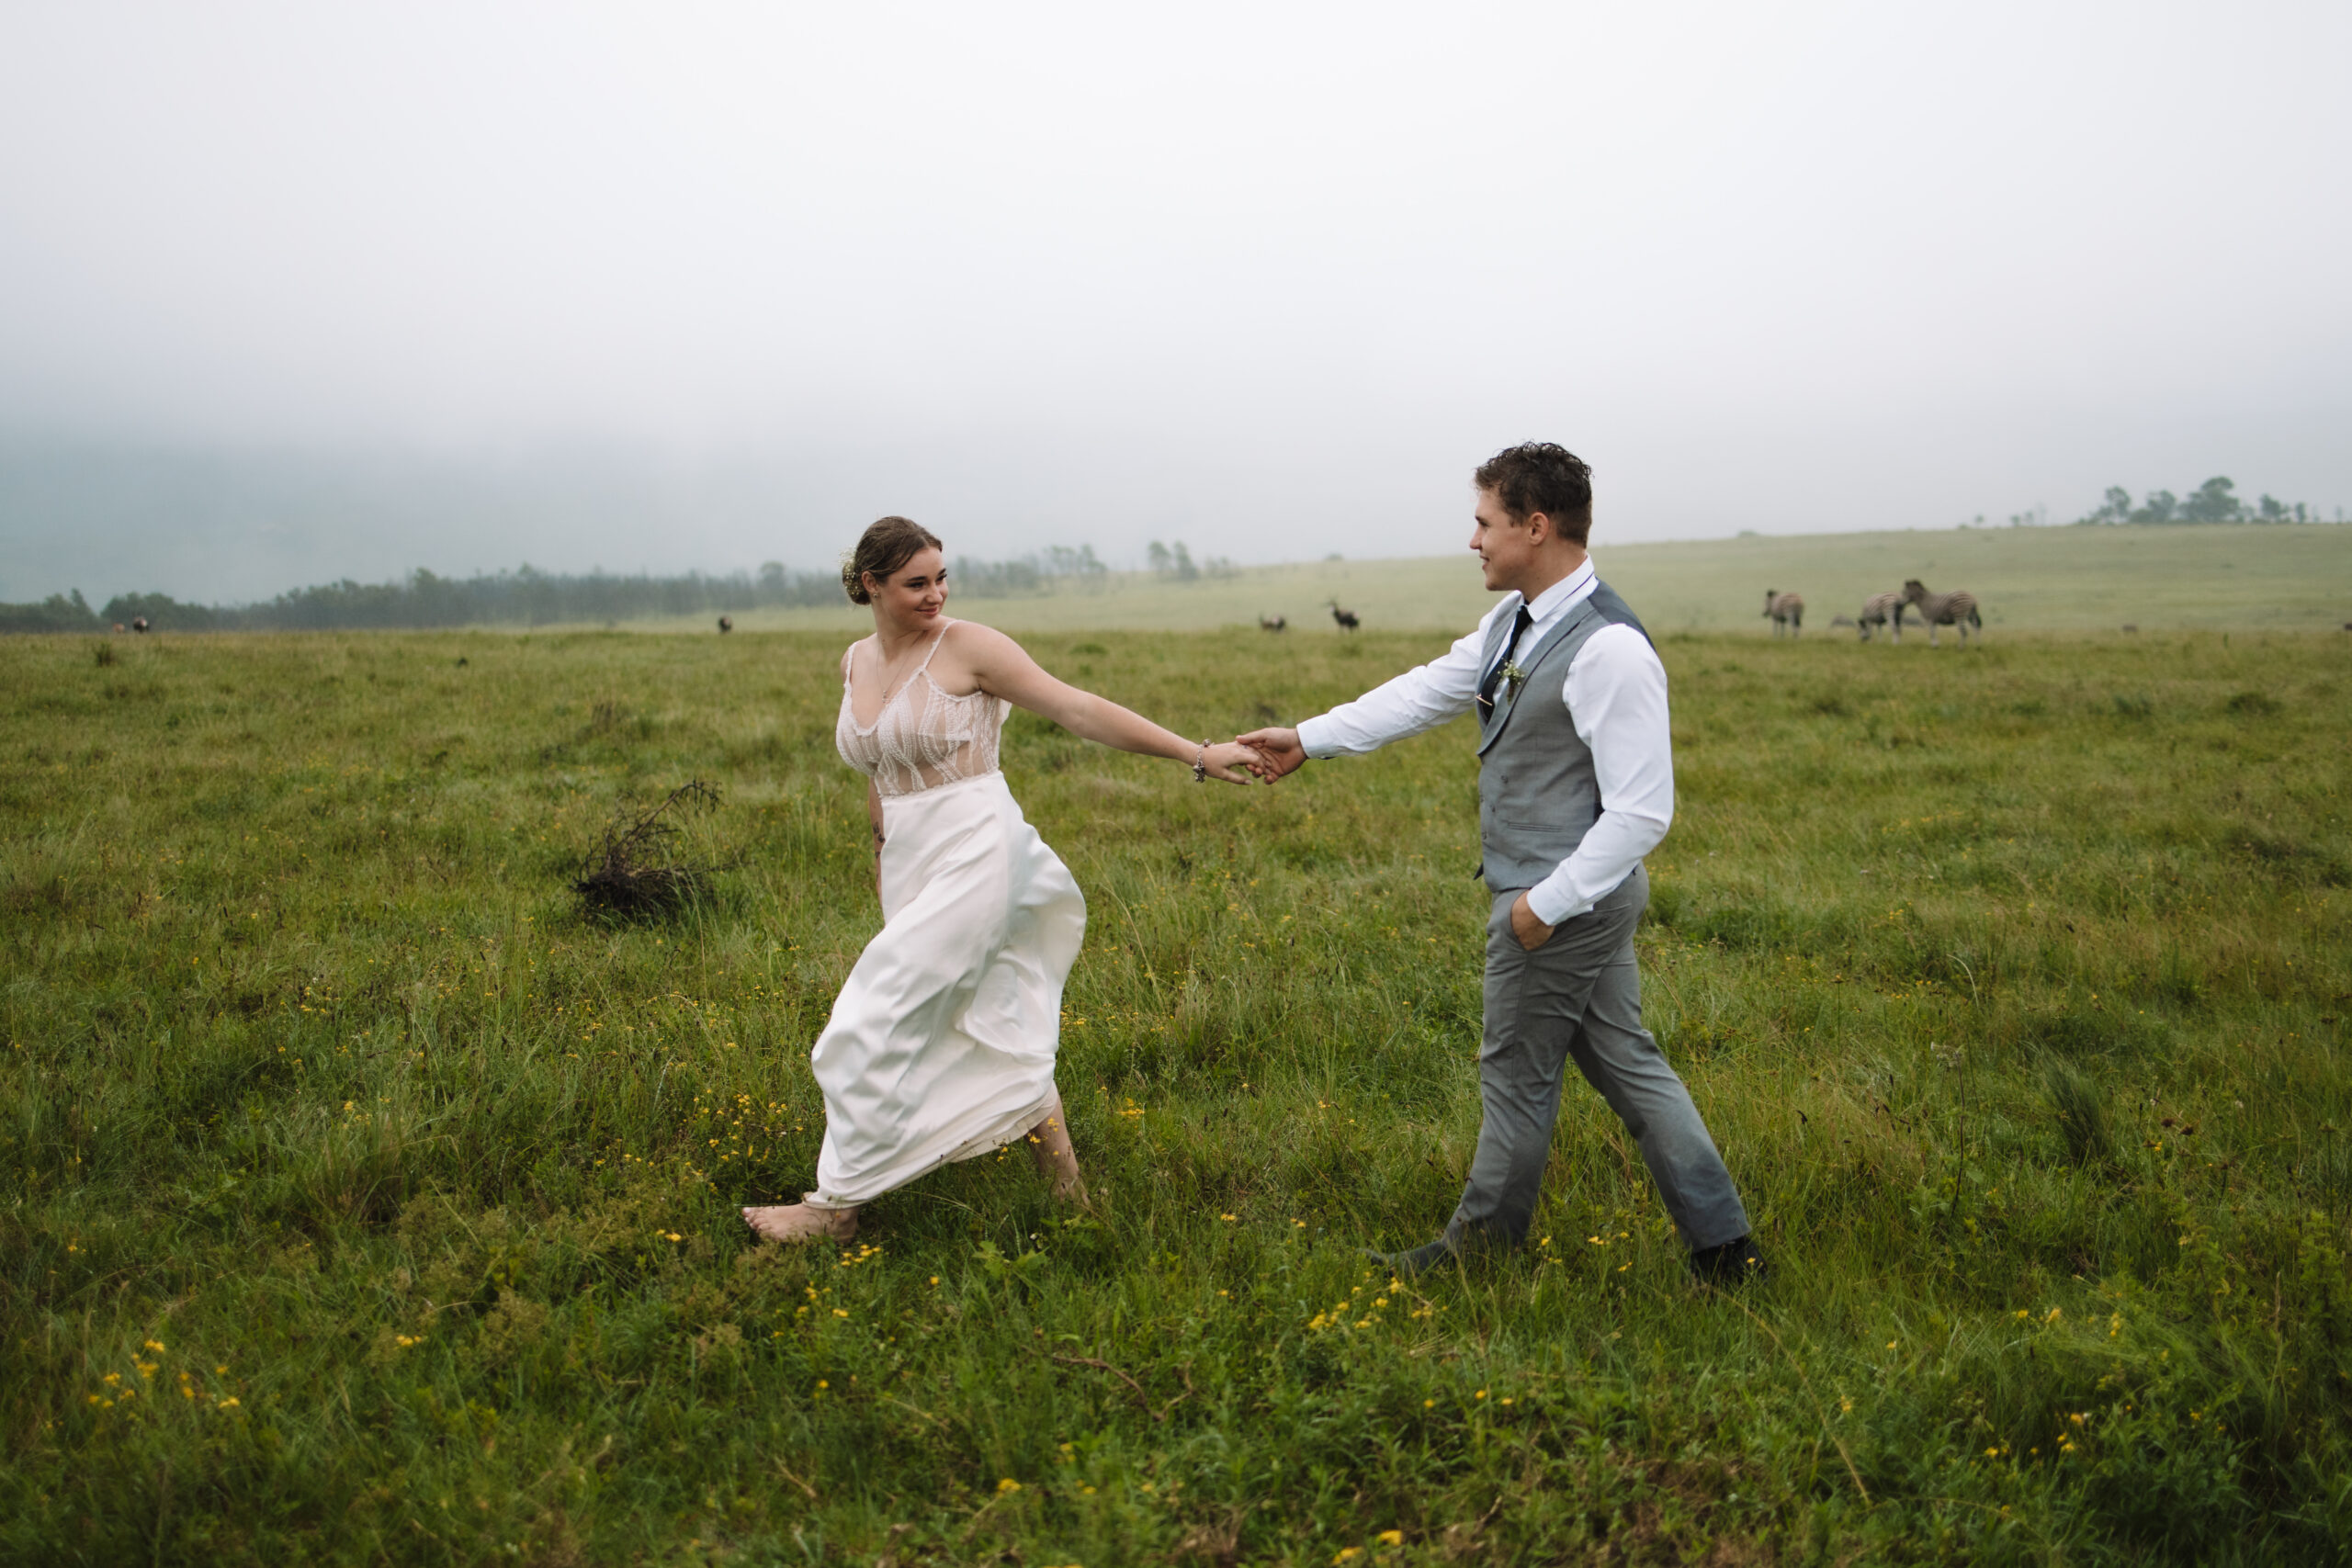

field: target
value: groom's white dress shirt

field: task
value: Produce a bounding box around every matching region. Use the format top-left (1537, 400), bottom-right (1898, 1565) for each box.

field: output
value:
top-left (1295, 558), bottom-right (1673, 927)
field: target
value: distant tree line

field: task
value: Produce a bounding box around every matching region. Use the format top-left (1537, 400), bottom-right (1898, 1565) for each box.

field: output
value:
top-left (0, 565), bottom-right (838, 634)
top-left (0, 591), bottom-right (108, 634)
top-left (0, 547), bottom-right (1118, 634)
top-left (1144, 540), bottom-right (1239, 581)
top-left (947, 544), bottom-right (1111, 599)
top-left (2075, 477), bottom-right (2323, 526)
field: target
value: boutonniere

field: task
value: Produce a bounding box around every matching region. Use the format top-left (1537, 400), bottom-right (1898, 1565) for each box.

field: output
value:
top-left (1499, 660), bottom-right (1530, 698)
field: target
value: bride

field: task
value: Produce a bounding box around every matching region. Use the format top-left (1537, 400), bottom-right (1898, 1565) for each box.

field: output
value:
top-left (743, 516), bottom-right (1264, 1244)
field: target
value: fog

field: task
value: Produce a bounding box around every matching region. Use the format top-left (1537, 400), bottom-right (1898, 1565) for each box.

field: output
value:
top-left (3, 2), bottom-right (2346, 604)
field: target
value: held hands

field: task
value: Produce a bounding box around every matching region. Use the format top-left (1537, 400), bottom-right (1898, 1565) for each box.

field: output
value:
top-left (1232, 727), bottom-right (1306, 783)
top-left (1198, 740), bottom-right (1274, 784)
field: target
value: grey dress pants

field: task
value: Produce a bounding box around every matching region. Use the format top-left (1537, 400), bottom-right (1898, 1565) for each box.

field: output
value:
top-left (1444, 864), bottom-right (1750, 1254)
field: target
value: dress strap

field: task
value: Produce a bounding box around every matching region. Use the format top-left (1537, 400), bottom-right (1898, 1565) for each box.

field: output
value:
top-left (913, 620), bottom-right (955, 675)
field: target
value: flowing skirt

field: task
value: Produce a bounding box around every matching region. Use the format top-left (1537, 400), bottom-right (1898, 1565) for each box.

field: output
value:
top-left (806, 771), bottom-right (1086, 1207)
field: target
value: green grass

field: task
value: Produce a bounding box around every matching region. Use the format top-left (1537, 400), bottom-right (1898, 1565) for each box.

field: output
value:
top-left (4, 624), bottom-right (2350, 1564)
top-left (672, 521), bottom-right (2352, 636)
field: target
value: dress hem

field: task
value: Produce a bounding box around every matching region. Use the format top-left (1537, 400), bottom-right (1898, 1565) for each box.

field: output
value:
top-left (805, 1086), bottom-right (1059, 1208)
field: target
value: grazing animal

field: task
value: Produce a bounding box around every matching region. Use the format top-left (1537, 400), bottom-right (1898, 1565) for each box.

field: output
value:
top-left (2121, 624), bottom-right (2139, 635)
top-left (1259, 614), bottom-right (1286, 633)
top-left (1328, 600), bottom-right (1360, 632)
top-left (1857, 591), bottom-right (1905, 643)
top-left (717, 615), bottom-right (733, 634)
top-left (1762, 590), bottom-right (1804, 637)
top-left (110, 622), bottom-right (124, 633)
top-left (1828, 614), bottom-right (1856, 628)
top-left (130, 616), bottom-right (150, 634)
top-left (1900, 580), bottom-right (1982, 647)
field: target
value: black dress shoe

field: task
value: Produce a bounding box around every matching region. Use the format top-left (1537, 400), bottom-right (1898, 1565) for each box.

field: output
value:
top-left (1687, 1235), bottom-right (1770, 1286)
top-left (1364, 1238), bottom-right (1458, 1279)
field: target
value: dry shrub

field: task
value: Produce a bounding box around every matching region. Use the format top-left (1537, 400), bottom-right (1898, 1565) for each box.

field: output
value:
top-left (571, 781), bottom-right (721, 920)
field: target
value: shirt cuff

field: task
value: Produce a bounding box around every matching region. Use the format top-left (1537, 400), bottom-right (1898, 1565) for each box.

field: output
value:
top-left (1523, 879), bottom-right (1586, 928)
top-left (1295, 716), bottom-right (1336, 760)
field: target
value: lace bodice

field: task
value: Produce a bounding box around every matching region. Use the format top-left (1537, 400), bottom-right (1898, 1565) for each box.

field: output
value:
top-left (834, 622), bottom-right (1009, 796)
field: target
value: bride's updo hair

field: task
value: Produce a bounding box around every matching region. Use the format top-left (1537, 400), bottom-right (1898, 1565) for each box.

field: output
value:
top-left (842, 515), bottom-right (944, 604)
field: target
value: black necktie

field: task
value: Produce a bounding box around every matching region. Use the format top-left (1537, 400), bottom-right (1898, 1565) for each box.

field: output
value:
top-left (1477, 605), bottom-right (1535, 718)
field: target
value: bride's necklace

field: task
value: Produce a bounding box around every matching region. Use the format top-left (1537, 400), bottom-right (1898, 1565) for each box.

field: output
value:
top-left (869, 624), bottom-right (941, 701)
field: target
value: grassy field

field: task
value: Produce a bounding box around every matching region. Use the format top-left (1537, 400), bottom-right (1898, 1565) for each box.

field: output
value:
top-left (4, 622), bottom-right (2350, 1564)
top-left (682, 522), bottom-right (2352, 637)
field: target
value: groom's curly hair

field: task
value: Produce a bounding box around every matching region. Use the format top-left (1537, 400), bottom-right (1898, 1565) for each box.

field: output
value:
top-left (1475, 443), bottom-right (1594, 546)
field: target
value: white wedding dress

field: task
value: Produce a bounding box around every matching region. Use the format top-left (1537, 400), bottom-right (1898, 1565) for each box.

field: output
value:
top-left (802, 622), bottom-right (1087, 1208)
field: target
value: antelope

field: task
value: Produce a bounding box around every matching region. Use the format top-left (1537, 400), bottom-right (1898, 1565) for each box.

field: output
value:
top-left (1901, 580), bottom-right (1982, 647)
top-left (1259, 614), bottom-right (1286, 633)
top-left (1857, 591), bottom-right (1905, 643)
top-left (130, 616), bottom-right (150, 634)
top-left (1762, 590), bottom-right (1804, 637)
top-left (1328, 600), bottom-right (1360, 632)
top-left (717, 615), bottom-right (733, 634)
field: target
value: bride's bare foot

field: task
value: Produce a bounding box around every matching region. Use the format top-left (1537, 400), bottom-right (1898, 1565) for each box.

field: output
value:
top-left (741, 1202), bottom-right (859, 1245)
top-left (1026, 1095), bottom-right (1087, 1203)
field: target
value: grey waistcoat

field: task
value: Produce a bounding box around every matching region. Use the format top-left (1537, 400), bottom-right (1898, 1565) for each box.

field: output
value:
top-left (1476, 581), bottom-right (1653, 895)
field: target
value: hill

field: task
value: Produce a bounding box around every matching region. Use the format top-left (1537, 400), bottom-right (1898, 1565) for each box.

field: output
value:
top-left (674, 522), bottom-right (2352, 636)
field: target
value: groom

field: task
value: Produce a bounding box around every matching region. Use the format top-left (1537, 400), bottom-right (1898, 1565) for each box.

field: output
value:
top-left (1240, 443), bottom-right (1765, 1283)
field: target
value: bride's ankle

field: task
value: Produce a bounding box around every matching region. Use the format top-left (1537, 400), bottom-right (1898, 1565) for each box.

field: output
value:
top-left (1026, 1119), bottom-right (1068, 1153)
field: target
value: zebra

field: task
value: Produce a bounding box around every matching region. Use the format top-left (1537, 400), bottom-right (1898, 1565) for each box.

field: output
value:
top-left (1762, 590), bottom-right (1804, 637)
top-left (1858, 591), bottom-right (1905, 643)
top-left (1259, 614), bottom-right (1286, 633)
top-left (1328, 601), bottom-right (1360, 632)
top-left (1901, 580), bottom-right (1982, 647)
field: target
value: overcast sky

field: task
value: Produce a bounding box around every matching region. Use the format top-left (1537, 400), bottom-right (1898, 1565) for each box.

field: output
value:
top-left (3, 1), bottom-right (2347, 603)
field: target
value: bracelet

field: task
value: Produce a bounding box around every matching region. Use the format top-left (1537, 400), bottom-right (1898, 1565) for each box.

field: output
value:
top-left (1191, 741), bottom-right (1208, 784)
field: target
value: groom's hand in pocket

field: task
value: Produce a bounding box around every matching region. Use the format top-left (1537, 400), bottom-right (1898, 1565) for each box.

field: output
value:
top-left (1510, 892), bottom-right (1555, 952)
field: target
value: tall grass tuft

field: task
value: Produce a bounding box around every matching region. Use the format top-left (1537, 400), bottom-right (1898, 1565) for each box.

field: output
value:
top-left (2045, 1059), bottom-right (2114, 1167)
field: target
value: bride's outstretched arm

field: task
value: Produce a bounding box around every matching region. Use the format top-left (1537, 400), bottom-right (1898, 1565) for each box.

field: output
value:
top-left (958, 623), bottom-right (1264, 784)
